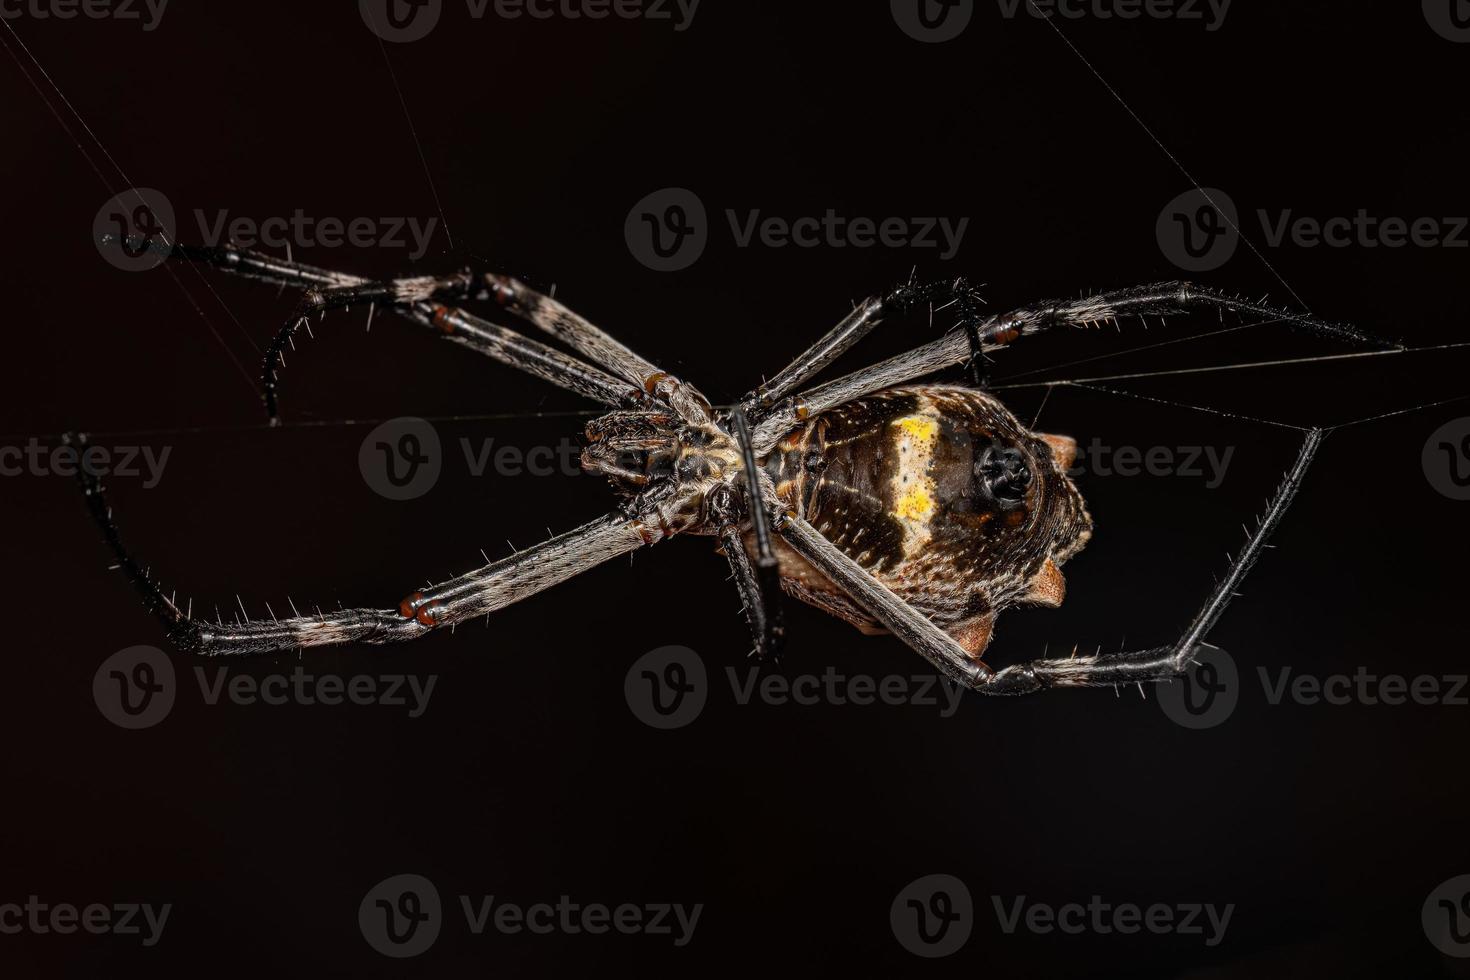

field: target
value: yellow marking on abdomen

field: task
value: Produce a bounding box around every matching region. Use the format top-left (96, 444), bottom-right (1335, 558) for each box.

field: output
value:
top-left (890, 409), bottom-right (940, 557)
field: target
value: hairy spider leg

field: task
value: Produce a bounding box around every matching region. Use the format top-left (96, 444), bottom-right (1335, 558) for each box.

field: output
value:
top-left (723, 408), bottom-right (785, 660)
top-left (748, 281), bottom-right (1387, 454)
top-left (74, 429), bottom-right (650, 656)
top-left (972, 428), bottom-right (1324, 694)
top-left (482, 275), bottom-right (714, 426)
top-left (740, 278), bottom-right (996, 412)
top-left (136, 240), bottom-right (663, 420)
top-left (775, 430), bottom-right (1322, 694)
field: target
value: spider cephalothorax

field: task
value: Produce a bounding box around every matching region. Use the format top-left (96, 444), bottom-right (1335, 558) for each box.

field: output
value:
top-left (82, 239), bottom-right (1370, 696)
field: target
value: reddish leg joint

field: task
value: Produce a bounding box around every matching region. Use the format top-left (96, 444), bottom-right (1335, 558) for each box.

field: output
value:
top-left (398, 592), bottom-right (444, 628)
top-left (430, 305), bottom-right (455, 333)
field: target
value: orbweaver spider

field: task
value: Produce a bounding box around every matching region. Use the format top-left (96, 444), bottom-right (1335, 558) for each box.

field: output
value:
top-left (79, 239), bottom-right (1373, 696)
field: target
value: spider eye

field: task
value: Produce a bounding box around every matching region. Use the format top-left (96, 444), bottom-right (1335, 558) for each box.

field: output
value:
top-left (976, 446), bottom-right (1031, 506)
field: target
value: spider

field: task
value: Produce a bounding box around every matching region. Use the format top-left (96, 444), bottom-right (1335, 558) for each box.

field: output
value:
top-left (79, 238), bottom-right (1373, 696)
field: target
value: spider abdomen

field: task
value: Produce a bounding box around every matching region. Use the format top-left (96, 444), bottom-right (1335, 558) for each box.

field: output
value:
top-left (760, 385), bottom-right (1092, 656)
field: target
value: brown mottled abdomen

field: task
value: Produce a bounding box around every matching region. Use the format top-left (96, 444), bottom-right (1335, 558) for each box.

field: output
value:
top-left (756, 385), bottom-right (1093, 658)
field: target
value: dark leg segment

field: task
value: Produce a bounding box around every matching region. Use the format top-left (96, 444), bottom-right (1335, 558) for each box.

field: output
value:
top-left (775, 429), bottom-right (1324, 696)
top-left (75, 433), bottom-right (649, 656)
top-left (751, 281), bottom-right (1385, 453)
top-left (741, 278), bottom-right (992, 412)
top-left (715, 515), bottom-right (783, 662)
top-left (723, 408), bottom-right (784, 660)
top-left (143, 240), bottom-right (644, 421)
top-left (975, 428), bottom-right (1326, 695)
top-left (104, 237), bottom-right (364, 290)
top-left (776, 514), bottom-right (987, 688)
top-left (743, 296), bottom-right (887, 409)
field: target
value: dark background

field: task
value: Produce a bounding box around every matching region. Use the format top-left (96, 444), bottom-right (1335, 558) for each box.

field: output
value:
top-left (3, 0), bottom-right (1468, 975)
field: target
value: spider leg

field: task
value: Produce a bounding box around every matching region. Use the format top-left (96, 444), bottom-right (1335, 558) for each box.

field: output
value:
top-left (776, 430), bottom-right (1324, 697)
top-left (109, 238), bottom-right (368, 290)
top-left (974, 428), bottom-right (1325, 695)
top-left (775, 515), bottom-right (987, 686)
top-left (131, 240), bottom-right (645, 421)
top-left (709, 409), bottom-right (785, 661)
top-left (389, 301), bottom-right (639, 410)
top-left (975, 282), bottom-right (1380, 354)
top-left (742, 296), bottom-right (888, 409)
top-left (741, 278), bottom-right (992, 410)
top-left (485, 276), bottom-right (713, 425)
top-left (749, 282), bottom-right (1385, 453)
top-left (261, 289), bottom-right (641, 423)
top-left (73, 433), bottom-right (650, 656)
top-left (712, 508), bottom-right (784, 663)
